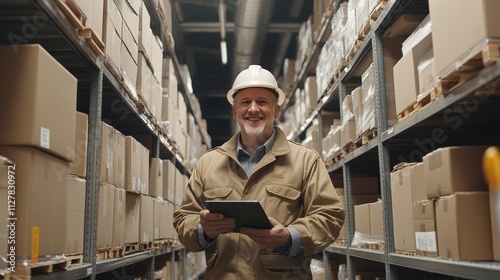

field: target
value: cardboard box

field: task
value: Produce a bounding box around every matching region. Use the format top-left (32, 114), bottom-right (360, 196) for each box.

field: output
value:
top-left (393, 32), bottom-right (433, 116)
top-left (0, 147), bottom-right (68, 259)
top-left (175, 169), bottom-right (185, 206)
top-left (391, 166), bottom-right (416, 252)
top-left (125, 192), bottom-right (140, 244)
top-left (149, 158), bottom-right (163, 198)
top-left (97, 182), bottom-right (115, 249)
top-left (153, 199), bottom-right (160, 240)
top-left (70, 112), bottom-right (88, 178)
top-left (429, 0), bottom-right (500, 77)
top-left (369, 200), bottom-right (383, 240)
top-left (435, 192), bottom-right (493, 260)
top-left (140, 145), bottom-right (150, 195)
top-left (125, 136), bottom-right (142, 192)
top-left (157, 200), bottom-right (170, 239)
top-left (0, 44), bottom-right (77, 162)
top-left (91, 0), bottom-right (104, 39)
top-left (100, 122), bottom-right (114, 184)
top-left (423, 146), bottom-right (488, 198)
top-left (140, 195), bottom-right (154, 243)
top-left (113, 130), bottom-right (126, 189)
top-left (413, 200), bottom-right (437, 257)
top-left (121, 40), bottom-right (138, 91)
top-left (66, 176), bottom-right (85, 255)
top-left (117, 0), bottom-right (139, 43)
top-left (112, 187), bottom-right (126, 247)
top-left (410, 162), bottom-right (426, 202)
top-left (330, 175), bottom-right (379, 195)
top-left (163, 159), bottom-right (176, 203)
top-left (354, 203), bottom-right (371, 236)
top-left (103, 13), bottom-right (121, 69)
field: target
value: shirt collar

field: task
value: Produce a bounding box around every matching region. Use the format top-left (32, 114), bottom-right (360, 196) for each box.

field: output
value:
top-left (236, 127), bottom-right (276, 155)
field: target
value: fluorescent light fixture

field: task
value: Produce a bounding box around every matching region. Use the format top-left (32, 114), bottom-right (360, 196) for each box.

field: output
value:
top-left (218, 1), bottom-right (226, 39)
top-left (220, 40), bottom-right (227, 65)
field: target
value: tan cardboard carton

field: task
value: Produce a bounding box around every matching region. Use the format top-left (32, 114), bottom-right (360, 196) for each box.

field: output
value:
top-left (0, 44), bottom-right (77, 162)
top-left (354, 203), bottom-right (370, 236)
top-left (369, 200), bottom-right (383, 241)
top-left (153, 199), bottom-right (160, 240)
top-left (97, 182), bottom-right (114, 249)
top-left (429, 0), bottom-right (500, 77)
top-left (66, 176), bottom-right (85, 255)
top-left (0, 147), bottom-right (68, 259)
top-left (140, 195), bottom-right (154, 243)
top-left (413, 200), bottom-right (437, 257)
top-left (410, 162), bottom-right (426, 202)
top-left (163, 159), bottom-right (176, 203)
top-left (125, 136), bottom-right (142, 192)
top-left (157, 200), bottom-right (170, 240)
top-left (391, 166), bottom-right (416, 252)
top-left (112, 187), bottom-right (126, 247)
top-left (125, 192), bottom-right (140, 244)
top-left (100, 122), bottom-right (114, 184)
top-left (149, 158), bottom-right (163, 198)
top-left (113, 130), bottom-right (126, 189)
top-left (140, 145), bottom-right (150, 195)
top-left (423, 146), bottom-right (488, 198)
top-left (393, 32), bottom-right (432, 116)
top-left (435, 192), bottom-right (493, 261)
top-left (70, 112), bottom-right (88, 178)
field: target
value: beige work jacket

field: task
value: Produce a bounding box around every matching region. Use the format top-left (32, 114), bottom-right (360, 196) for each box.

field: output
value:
top-left (173, 127), bottom-right (344, 280)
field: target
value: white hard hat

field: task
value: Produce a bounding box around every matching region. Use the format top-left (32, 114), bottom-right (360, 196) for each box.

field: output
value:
top-left (226, 65), bottom-right (285, 105)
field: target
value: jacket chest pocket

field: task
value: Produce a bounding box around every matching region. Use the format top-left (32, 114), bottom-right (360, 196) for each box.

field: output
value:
top-left (264, 184), bottom-right (302, 222)
top-left (203, 187), bottom-right (234, 200)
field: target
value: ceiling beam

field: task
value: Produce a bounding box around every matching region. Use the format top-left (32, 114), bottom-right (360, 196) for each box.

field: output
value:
top-left (179, 22), bottom-right (302, 33)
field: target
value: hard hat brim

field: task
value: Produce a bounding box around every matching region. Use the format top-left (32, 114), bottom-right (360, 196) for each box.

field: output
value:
top-left (226, 84), bottom-right (285, 106)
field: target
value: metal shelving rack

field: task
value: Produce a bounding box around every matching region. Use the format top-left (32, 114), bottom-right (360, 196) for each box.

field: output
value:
top-left (0, 0), bottom-right (206, 279)
top-left (286, 0), bottom-right (500, 279)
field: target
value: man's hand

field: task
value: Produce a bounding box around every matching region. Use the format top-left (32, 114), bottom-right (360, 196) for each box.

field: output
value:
top-left (239, 217), bottom-right (291, 249)
top-left (200, 209), bottom-right (236, 240)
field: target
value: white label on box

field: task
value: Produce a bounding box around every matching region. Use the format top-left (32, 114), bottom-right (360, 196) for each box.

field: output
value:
top-left (415, 231), bottom-right (437, 252)
top-left (41, 127), bottom-right (50, 148)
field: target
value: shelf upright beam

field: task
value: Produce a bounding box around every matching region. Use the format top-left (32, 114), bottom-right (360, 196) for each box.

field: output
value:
top-left (83, 58), bottom-right (104, 280)
top-left (372, 29), bottom-right (396, 279)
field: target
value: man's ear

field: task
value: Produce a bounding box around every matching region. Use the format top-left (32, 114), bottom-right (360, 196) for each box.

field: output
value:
top-left (232, 106), bottom-right (237, 120)
top-left (274, 105), bottom-right (281, 118)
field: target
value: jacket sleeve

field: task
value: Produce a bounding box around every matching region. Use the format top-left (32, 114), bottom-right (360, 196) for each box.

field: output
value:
top-left (289, 154), bottom-right (345, 256)
top-left (172, 158), bottom-right (207, 252)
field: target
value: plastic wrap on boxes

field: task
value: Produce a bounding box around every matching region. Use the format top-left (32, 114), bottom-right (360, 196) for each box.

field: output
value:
top-left (344, 1), bottom-right (357, 58)
top-left (402, 15), bottom-right (431, 56)
top-left (359, 63), bottom-right (377, 135)
top-left (417, 50), bottom-right (436, 97)
top-left (351, 86), bottom-right (364, 137)
top-left (356, 0), bottom-right (370, 36)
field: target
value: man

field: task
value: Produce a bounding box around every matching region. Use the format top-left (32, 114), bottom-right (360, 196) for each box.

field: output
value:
top-left (173, 65), bottom-right (344, 279)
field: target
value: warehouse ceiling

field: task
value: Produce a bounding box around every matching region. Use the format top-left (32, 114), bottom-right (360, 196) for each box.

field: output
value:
top-left (170, 0), bottom-right (313, 147)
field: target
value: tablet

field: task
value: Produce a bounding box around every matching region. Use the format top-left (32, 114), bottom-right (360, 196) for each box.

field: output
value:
top-left (205, 200), bottom-right (272, 232)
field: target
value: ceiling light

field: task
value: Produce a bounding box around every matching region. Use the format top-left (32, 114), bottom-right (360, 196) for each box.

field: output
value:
top-left (220, 41), bottom-right (227, 65)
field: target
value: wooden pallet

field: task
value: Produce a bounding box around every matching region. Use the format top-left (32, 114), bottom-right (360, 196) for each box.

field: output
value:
top-left (369, 0), bottom-right (388, 22)
top-left (11, 258), bottom-right (71, 279)
top-left (395, 249), bottom-right (417, 256)
top-left (355, 128), bottom-right (377, 146)
top-left (78, 28), bottom-right (105, 57)
top-left (397, 88), bottom-right (434, 122)
top-left (96, 246), bottom-right (124, 261)
top-left (436, 39), bottom-right (500, 96)
top-left (342, 141), bottom-right (361, 157)
top-left (56, 0), bottom-right (86, 29)
top-left (124, 243), bottom-right (140, 255)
